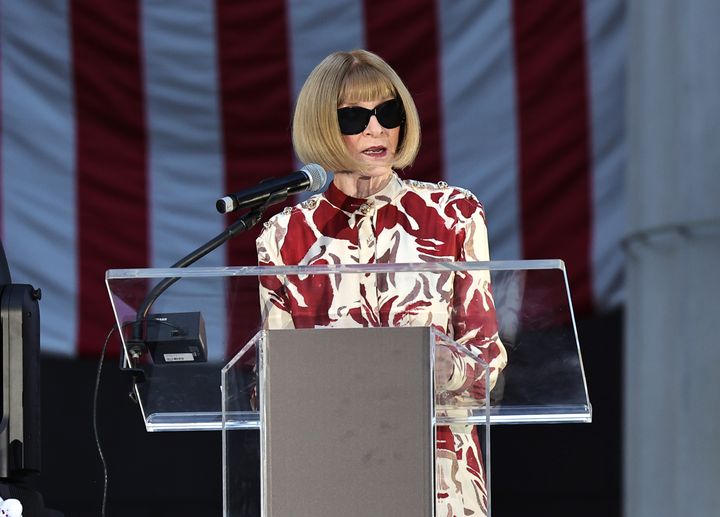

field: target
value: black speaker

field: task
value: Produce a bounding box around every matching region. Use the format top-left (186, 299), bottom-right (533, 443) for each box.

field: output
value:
top-left (1, 283), bottom-right (42, 478)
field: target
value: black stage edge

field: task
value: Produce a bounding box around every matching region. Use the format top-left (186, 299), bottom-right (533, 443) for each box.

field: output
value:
top-left (492, 308), bottom-right (622, 517)
top-left (33, 309), bottom-right (621, 517)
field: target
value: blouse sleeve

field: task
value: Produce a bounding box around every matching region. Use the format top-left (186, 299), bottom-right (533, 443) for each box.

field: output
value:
top-left (256, 220), bottom-right (295, 330)
top-left (443, 198), bottom-right (508, 398)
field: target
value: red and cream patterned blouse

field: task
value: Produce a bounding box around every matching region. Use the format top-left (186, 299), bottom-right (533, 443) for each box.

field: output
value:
top-left (257, 173), bottom-right (507, 516)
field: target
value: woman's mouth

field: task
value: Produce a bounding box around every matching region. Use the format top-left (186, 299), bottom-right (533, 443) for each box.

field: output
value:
top-left (362, 146), bottom-right (387, 158)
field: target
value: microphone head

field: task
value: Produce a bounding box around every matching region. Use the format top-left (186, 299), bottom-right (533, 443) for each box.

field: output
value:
top-left (300, 163), bottom-right (328, 193)
top-left (216, 196), bottom-right (234, 214)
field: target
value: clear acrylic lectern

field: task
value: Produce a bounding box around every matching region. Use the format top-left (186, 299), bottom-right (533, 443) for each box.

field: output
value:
top-left (105, 260), bottom-right (591, 516)
top-left (223, 326), bottom-right (490, 517)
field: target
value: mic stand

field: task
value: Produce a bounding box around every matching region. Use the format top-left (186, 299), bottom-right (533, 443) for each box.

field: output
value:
top-left (121, 192), bottom-right (285, 385)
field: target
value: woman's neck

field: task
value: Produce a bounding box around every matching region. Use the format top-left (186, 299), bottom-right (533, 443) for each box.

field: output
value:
top-left (332, 170), bottom-right (393, 198)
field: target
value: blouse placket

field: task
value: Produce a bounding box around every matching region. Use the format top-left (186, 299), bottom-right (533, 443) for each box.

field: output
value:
top-left (355, 199), bottom-right (380, 320)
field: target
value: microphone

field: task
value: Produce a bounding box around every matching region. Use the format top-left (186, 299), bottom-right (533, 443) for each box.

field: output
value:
top-left (216, 164), bottom-right (327, 214)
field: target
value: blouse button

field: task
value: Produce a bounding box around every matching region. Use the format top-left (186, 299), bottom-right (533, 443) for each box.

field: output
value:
top-left (359, 203), bottom-right (371, 215)
top-left (302, 197), bottom-right (318, 209)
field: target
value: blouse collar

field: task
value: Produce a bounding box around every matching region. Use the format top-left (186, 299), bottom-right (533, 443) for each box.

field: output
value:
top-left (324, 172), bottom-right (405, 215)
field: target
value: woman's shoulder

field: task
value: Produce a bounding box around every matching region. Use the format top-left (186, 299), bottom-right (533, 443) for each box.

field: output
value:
top-left (258, 193), bottom-right (325, 236)
top-left (400, 178), bottom-right (484, 216)
top-left (401, 178), bottom-right (478, 201)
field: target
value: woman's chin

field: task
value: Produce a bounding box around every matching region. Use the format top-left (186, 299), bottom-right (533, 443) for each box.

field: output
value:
top-left (355, 161), bottom-right (394, 177)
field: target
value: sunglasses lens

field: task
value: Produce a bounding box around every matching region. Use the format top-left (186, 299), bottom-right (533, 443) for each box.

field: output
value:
top-left (376, 99), bottom-right (404, 129)
top-left (337, 99), bottom-right (405, 135)
top-left (338, 107), bottom-right (371, 135)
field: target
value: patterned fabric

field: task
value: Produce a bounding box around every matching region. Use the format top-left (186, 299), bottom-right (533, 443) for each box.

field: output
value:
top-left (257, 173), bottom-right (507, 516)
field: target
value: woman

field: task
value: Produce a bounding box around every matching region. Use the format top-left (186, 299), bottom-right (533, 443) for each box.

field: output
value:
top-left (257, 49), bottom-right (507, 516)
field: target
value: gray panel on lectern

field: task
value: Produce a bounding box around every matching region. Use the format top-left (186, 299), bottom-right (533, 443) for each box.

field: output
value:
top-left (263, 327), bottom-right (433, 517)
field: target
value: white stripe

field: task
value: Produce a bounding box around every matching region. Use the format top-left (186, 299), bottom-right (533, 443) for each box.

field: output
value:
top-left (584, 0), bottom-right (626, 308)
top-left (1, 1), bottom-right (76, 355)
top-left (287, 0), bottom-right (366, 101)
top-left (287, 0), bottom-right (365, 187)
top-left (142, 0), bottom-right (227, 360)
top-left (438, 0), bottom-right (522, 261)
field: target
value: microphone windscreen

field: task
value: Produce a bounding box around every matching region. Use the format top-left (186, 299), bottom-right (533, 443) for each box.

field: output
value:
top-left (301, 163), bottom-right (328, 192)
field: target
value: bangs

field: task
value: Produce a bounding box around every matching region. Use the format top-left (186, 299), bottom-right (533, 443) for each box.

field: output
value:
top-left (338, 64), bottom-right (396, 105)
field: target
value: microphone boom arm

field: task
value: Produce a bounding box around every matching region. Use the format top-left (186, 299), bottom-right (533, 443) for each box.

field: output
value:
top-left (124, 189), bottom-right (289, 373)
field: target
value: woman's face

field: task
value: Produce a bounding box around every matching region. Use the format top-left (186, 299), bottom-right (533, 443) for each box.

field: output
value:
top-left (339, 97), bottom-right (400, 176)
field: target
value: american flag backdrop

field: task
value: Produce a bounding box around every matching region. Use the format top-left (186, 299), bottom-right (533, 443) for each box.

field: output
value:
top-left (0, 0), bottom-right (625, 357)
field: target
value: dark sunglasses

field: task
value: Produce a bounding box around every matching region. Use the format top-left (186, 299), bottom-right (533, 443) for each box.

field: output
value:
top-left (337, 98), bottom-right (405, 135)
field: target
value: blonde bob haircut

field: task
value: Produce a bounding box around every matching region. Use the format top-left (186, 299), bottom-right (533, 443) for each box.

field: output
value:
top-left (292, 49), bottom-right (421, 173)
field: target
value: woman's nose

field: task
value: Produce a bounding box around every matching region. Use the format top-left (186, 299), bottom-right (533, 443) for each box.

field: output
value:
top-left (364, 114), bottom-right (384, 135)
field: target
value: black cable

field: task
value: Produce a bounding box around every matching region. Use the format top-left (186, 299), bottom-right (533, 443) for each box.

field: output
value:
top-left (141, 318), bottom-right (188, 335)
top-left (93, 324), bottom-right (118, 517)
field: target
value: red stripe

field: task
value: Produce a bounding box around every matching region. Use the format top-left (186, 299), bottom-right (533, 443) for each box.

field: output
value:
top-left (72, 0), bottom-right (148, 355)
top-left (512, 0), bottom-right (594, 314)
top-left (363, 0), bottom-right (444, 185)
top-left (215, 1), bottom-right (295, 355)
